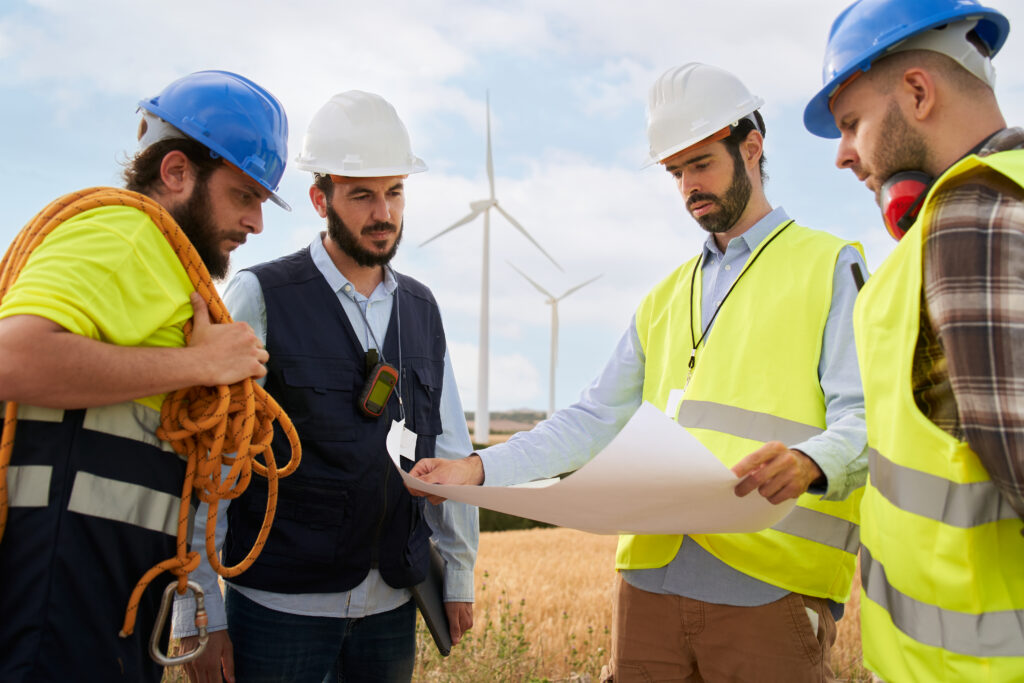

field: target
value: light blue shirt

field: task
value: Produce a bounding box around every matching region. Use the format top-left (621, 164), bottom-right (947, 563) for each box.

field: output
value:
top-left (173, 235), bottom-right (478, 635)
top-left (479, 207), bottom-right (867, 607)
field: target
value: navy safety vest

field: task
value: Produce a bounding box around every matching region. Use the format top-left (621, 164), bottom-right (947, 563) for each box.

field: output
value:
top-left (224, 246), bottom-right (445, 593)
top-left (0, 403), bottom-right (188, 682)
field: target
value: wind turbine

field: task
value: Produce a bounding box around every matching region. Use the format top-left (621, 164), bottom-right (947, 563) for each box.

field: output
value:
top-left (420, 93), bottom-right (562, 444)
top-left (508, 262), bottom-right (602, 418)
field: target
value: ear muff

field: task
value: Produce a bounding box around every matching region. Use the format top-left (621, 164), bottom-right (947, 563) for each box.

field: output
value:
top-left (879, 171), bottom-right (933, 241)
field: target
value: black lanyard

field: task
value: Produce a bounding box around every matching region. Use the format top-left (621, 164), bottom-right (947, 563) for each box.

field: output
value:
top-left (686, 220), bottom-right (794, 382)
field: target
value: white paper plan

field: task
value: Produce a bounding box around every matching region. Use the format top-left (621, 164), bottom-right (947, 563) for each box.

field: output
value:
top-left (399, 402), bottom-right (797, 535)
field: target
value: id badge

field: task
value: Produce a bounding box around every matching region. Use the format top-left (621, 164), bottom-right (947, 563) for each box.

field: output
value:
top-left (386, 418), bottom-right (419, 468)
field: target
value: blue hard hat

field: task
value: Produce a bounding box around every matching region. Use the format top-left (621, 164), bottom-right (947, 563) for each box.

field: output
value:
top-left (804, 0), bottom-right (1009, 138)
top-left (139, 70), bottom-right (291, 210)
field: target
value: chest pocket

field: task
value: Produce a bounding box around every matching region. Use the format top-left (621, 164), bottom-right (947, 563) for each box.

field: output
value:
top-left (404, 361), bottom-right (444, 437)
top-left (276, 358), bottom-right (362, 441)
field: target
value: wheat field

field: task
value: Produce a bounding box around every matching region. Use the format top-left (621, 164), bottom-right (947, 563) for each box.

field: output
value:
top-left (415, 527), bottom-right (871, 682)
top-left (165, 527), bottom-right (870, 682)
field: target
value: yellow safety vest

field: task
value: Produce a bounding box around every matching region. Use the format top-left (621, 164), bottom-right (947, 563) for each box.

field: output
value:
top-left (855, 151), bottom-right (1024, 682)
top-left (619, 220), bottom-right (864, 602)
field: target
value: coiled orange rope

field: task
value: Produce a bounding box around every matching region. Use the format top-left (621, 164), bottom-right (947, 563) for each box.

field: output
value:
top-left (0, 187), bottom-right (301, 638)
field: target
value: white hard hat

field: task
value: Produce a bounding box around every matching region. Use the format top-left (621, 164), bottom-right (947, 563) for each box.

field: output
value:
top-left (644, 63), bottom-right (764, 167)
top-left (295, 91), bottom-right (427, 177)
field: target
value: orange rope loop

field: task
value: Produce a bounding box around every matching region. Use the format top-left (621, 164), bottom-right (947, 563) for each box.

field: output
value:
top-left (0, 187), bottom-right (301, 638)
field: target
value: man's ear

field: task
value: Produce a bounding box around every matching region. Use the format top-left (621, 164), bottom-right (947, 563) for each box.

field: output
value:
top-left (742, 129), bottom-right (764, 168)
top-left (309, 184), bottom-right (330, 218)
top-left (157, 150), bottom-right (196, 199)
top-left (900, 67), bottom-right (937, 123)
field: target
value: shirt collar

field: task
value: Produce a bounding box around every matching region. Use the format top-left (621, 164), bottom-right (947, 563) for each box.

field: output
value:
top-left (309, 233), bottom-right (398, 300)
top-left (978, 127), bottom-right (1024, 157)
top-left (701, 206), bottom-right (790, 261)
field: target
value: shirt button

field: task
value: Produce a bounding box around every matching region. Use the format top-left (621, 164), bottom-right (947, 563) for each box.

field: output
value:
top-left (343, 284), bottom-right (352, 292)
top-left (724, 264), bottom-right (732, 271)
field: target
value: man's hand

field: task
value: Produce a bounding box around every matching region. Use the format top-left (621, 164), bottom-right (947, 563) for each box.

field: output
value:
top-left (180, 629), bottom-right (234, 683)
top-left (731, 441), bottom-right (824, 504)
top-left (407, 455), bottom-right (484, 505)
top-left (189, 292), bottom-right (269, 385)
top-left (444, 601), bottom-right (474, 646)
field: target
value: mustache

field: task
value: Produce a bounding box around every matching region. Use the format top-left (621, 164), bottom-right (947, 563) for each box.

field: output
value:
top-left (361, 221), bottom-right (398, 235)
top-left (686, 193), bottom-right (720, 211)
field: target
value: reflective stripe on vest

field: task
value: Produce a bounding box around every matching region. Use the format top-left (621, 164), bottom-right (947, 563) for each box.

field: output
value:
top-left (862, 546), bottom-right (1024, 658)
top-left (869, 448), bottom-right (1019, 528)
top-left (15, 402), bottom-right (177, 454)
top-left (679, 400), bottom-right (860, 554)
top-left (7, 465), bottom-right (52, 507)
top-left (67, 472), bottom-right (181, 537)
top-left (8, 402), bottom-right (185, 534)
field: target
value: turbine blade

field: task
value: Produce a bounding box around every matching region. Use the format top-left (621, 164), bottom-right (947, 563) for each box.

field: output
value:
top-left (419, 207), bottom-right (484, 246)
top-left (506, 261), bottom-right (554, 298)
top-left (486, 92), bottom-right (495, 200)
top-left (493, 204), bottom-right (564, 272)
top-left (558, 274), bottom-right (603, 300)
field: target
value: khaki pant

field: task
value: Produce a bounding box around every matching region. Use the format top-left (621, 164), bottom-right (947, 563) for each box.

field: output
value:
top-left (601, 574), bottom-right (837, 683)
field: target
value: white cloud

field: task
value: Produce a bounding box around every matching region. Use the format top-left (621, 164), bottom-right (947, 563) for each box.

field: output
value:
top-left (4, 0), bottom-right (1024, 414)
top-left (448, 341), bottom-right (541, 410)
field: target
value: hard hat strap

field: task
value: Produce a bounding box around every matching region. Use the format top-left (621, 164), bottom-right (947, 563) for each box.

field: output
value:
top-left (828, 71), bottom-right (864, 113)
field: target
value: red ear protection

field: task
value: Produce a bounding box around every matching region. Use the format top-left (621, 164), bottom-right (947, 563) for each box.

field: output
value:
top-left (879, 171), bottom-right (933, 241)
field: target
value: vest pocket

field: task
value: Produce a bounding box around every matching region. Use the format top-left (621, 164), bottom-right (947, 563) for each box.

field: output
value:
top-left (406, 362), bottom-right (444, 437)
top-left (277, 359), bottom-right (361, 440)
top-left (235, 479), bottom-right (349, 566)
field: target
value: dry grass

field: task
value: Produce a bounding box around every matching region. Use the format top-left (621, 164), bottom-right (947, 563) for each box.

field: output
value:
top-left (416, 528), bottom-right (871, 682)
top-left (165, 527), bottom-right (870, 682)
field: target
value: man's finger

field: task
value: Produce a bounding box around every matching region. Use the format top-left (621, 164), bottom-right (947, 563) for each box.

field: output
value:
top-left (190, 292), bottom-right (211, 328)
top-left (222, 640), bottom-right (236, 683)
top-left (731, 442), bottom-right (781, 477)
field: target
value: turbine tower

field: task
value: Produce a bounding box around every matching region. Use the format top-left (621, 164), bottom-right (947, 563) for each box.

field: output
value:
top-left (420, 93), bottom-right (562, 444)
top-left (508, 262), bottom-right (602, 418)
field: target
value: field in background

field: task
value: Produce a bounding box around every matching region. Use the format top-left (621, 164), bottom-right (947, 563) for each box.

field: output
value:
top-left (418, 527), bottom-right (870, 681)
top-left (165, 527), bottom-right (870, 682)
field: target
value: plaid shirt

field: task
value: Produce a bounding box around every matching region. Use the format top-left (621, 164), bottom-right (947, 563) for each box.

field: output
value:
top-left (915, 126), bottom-right (1024, 523)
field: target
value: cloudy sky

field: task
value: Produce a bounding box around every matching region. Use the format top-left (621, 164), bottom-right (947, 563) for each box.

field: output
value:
top-left (2, 0), bottom-right (1023, 412)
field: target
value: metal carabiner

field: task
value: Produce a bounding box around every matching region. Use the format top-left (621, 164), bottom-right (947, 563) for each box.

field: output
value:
top-left (149, 580), bottom-right (209, 666)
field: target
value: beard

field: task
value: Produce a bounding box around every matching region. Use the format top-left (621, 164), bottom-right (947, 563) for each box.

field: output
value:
top-left (686, 153), bottom-right (753, 234)
top-left (170, 179), bottom-right (234, 280)
top-left (326, 205), bottom-right (402, 267)
top-left (871, 100), bottom-right (931, 206)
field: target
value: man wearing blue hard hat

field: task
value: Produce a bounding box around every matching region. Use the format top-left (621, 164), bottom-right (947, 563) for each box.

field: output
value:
top-left (0, 70), bottom-right (290, 681)
top-left (807, 0), bottom-right (1024, 680)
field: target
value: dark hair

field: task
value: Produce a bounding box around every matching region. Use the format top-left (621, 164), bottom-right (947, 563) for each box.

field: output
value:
top-left (312, 172), bottom-right (335, 201)
top-left (723, 112), bottom-right (768, 184)
top-left (122, 137), bottom-right (222, 195)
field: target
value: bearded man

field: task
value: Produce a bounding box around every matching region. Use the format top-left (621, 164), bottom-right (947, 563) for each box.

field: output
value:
top-left (172, 91), bottom-right (478, 683)
top-left (0, 70), bottom-right (287, 682)
top-left (411, 63), bottom-right (869, 682)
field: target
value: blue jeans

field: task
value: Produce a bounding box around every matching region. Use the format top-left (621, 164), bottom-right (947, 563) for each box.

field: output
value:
top-left (225, 585), bottom-right (417, 683)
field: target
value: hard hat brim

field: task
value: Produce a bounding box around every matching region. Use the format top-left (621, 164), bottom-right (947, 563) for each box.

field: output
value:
top-left (804, 5), bottom-right (1009, 139)
top-left (293, 157), bottom-right (428, 178)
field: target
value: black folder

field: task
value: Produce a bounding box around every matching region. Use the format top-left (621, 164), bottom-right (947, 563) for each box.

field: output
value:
top-left (410, 541), bottom-right (452, 656)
